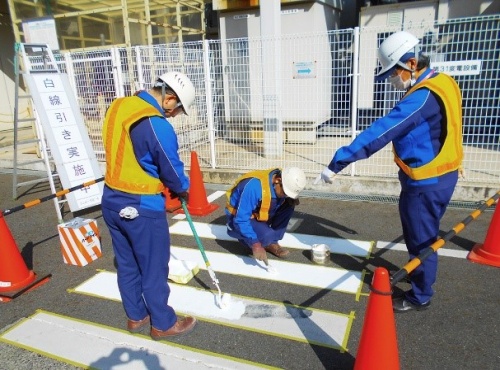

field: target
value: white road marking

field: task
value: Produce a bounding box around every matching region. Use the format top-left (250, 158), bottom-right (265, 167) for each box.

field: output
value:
top-left (172, 191), bottom-right (225, 220)
top-left (375, 241), bottom-right (468, 259)
top-left (171, 246), bottom-right (363, 294)
top-left (170, 221), bottom-right (373, 257)
top-left (0, 310), bottom-right (267, 370)
top-left (72, 271), bottom-right (352, 349)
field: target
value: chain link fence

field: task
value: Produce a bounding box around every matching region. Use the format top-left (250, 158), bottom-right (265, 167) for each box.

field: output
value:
top-left (52, 14), bottom-right (498, 189)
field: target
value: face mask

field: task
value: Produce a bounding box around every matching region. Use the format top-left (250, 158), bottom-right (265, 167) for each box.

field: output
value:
top-left (388, 73), bottom-right (411, 90)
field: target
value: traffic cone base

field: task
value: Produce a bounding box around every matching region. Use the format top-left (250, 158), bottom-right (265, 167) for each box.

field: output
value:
top-left (0, 270), bottom-right (35, 293)
top-left (187, 202), bottom-right (219, 217)
top-left (0, 212), bottom-right (51, 302)
top-left (467, 204), bottom-right (500, 268)
top-left (0, 273), bottom-right (51, 303)
top-left (468, 243), bottom-right (500, 268)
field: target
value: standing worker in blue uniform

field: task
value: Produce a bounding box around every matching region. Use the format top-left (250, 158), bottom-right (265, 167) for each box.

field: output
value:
top-left (316, 31), bottom-right (464, 312)
top-left (101, 71), bottom-right (197, 339)
top-left (225, 167), bottom-right (307, 265)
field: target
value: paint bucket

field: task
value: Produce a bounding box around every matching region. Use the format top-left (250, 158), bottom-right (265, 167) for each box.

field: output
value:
top-left (311, 244), bottom-right (330, 264)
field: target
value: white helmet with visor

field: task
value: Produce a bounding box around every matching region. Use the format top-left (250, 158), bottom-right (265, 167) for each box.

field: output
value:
top-left (155, 71), bottom-right (195, 115)
top-left (281, 167), bottom-right (306, 199)
top-left (375, 31), bottom-right (420, 82)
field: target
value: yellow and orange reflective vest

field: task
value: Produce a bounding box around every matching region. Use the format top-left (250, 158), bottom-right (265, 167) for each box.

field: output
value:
top-left (102, 96), bottom-right (165, 194)
top-left (226, 168), bottom-right (280, 222)
top-left (394, 73), bottom-right (463, 180)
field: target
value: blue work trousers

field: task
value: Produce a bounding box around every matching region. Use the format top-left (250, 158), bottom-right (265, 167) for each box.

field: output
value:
top-left (228, 202), bottom-right (295, 248)
top-left (102, 206), bottom-right (177, 331)
top-left (399, 184), bottom-right (455, 305)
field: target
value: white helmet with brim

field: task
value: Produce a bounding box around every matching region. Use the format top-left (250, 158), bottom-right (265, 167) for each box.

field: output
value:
top-left (155, 71), bottom-right (195, 115)
top-left (281, 167), bottom-right (306, 199)
top-left (375, 31), bottom-right (420, 82)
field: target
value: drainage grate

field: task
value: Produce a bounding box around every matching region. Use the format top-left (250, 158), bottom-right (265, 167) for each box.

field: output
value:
top-left (301, 190), bottom-right (495, 211)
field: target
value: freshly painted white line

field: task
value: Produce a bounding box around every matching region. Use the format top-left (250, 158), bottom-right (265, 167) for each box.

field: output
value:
top-left (171, 246), bottom-right (363, 294)
top-left (170, 221), bottom-right (372, 257)
top-left (172, 191), bottom-right (225, 220)
top-left (73, 271), bottom-right (352, 349)
top-left (375, 241), bottom-right (468, 259)
top-left (207, 190), bottom-right (227, 202)
top-left (0, 310), bottom-right (267, 370)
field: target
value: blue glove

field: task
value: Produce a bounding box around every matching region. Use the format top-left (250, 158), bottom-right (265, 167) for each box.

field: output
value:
top-left (314, 167), bottom-right (336, 184)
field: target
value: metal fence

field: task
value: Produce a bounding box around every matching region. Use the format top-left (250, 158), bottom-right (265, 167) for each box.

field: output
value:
top-left (53, 14), bottom-right (499, 187)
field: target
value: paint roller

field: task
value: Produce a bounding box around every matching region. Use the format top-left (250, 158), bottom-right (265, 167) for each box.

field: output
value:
top-left (180, 199), bottom-right (231, 309)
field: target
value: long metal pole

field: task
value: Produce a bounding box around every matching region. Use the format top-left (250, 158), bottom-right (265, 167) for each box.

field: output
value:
top-left (3, 177), bottom-right (104, 216)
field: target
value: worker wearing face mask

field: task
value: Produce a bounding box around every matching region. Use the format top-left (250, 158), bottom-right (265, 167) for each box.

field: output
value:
top-left (316, 31), bottom-right (464, 313)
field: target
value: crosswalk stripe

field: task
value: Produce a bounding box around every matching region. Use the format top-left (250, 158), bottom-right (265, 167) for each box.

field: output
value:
top-left (169, 221), bottom-right (373, 257)
top-left (376, 240), bottom-right (468, 258)
top-left (171, 246), bottom-right (363, 294)
top-left (0, 310), bottom-right (271, 369)
top-left (71, 271), bottom-right (353, 350)
top-left (172, 191), bottom-right (226, 220)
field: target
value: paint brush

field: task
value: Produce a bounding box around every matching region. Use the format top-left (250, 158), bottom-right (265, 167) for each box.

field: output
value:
top-left (264, 260), bottom-right (278, 275)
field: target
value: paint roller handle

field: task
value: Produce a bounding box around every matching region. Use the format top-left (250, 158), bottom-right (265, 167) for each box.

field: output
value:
top-left (207, 266), bottom-right (220, 285)
top-left (180, 199), bottom-right (223, 289)
top-left (180, 199), bottom-right (210, 265)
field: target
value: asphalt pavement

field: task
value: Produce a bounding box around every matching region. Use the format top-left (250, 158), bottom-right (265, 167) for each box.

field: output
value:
top-left (0, 170), bottom-right (499, 370)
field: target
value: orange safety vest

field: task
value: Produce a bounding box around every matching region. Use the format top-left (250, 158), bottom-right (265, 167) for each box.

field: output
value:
top-left (393, 73), bottom-right (463, 180)
top-left (103, 96), bottom-right (165, 194)
top-left (225, 168), bottom-right (280, 222)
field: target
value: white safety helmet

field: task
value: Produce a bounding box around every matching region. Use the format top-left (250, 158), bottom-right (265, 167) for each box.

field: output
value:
top-left (375, 31), bottom-right (420, 81)
top-left (281, 167), bottom-right (306, 199)
top-left (155, 71), bottom-right (195, 115)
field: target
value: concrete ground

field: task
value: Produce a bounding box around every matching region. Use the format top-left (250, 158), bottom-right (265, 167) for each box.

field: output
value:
top-left (0, 169), bottom-right (499, 370)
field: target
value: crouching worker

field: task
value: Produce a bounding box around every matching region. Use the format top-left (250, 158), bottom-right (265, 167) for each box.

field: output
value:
top-left (225, 167), bottom-right (307, 264)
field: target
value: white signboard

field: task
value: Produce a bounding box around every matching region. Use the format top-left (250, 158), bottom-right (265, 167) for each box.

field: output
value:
top-left (293, 61), bottom-right (317, 79)
top-left (24, 73), bottom-right (103, 211)
top-left (431, 60), bottom-right (482, 76)
top-left (21, 17), bottom-right (60, 51)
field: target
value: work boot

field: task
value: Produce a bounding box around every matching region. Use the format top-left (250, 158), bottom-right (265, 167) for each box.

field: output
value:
top-left (265, 243), bottom-right (289, 258)
top-left (150, 316), bottom-right (197, 340)
top-left (127, 315), bottom-right (150, 333)
top-left (392, 297), bottom-right (431, 313)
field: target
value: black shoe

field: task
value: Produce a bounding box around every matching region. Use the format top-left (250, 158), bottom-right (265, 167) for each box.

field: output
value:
top-left (392, 297), bottom-right (430, 313)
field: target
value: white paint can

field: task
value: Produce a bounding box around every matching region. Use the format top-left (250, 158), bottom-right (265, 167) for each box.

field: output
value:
top-left (311, 244), bottom-right (330, 264)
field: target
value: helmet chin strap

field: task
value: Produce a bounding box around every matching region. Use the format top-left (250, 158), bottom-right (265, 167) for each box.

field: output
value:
top-left (161, 83), bottom-right (166, 102)
top-left (410, 70), bottom-right (417, 87)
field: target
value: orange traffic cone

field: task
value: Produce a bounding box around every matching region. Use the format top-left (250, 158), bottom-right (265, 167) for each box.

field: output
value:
top-left (163, 187), bottom-right (182, 213)
top-left (0, 212), bottom-right (51, 302)
top-left (468, 203), bottom-right (500, 267)
top-left (184, 151), bottom-right (219, 216)
top-left (354, 267), bottom-right (400, 370)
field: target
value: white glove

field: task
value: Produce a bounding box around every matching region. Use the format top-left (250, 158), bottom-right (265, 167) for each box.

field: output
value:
top-left (119, 206), bottom-right (139, 219)
top-left (314, 167), bottom-right (336, 184)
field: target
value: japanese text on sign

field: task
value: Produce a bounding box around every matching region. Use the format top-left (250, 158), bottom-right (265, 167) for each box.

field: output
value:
top-left (26, 73), bottom-right (103, 211)
top-left (430, 60), bottom-right (482, 76)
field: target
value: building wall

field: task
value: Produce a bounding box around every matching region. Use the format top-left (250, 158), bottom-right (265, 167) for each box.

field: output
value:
top-left (0, 0), bottom-right (17, 131)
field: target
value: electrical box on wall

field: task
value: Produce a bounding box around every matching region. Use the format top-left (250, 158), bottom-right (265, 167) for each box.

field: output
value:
top-left (218, 0), bottom-right (342, 143)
